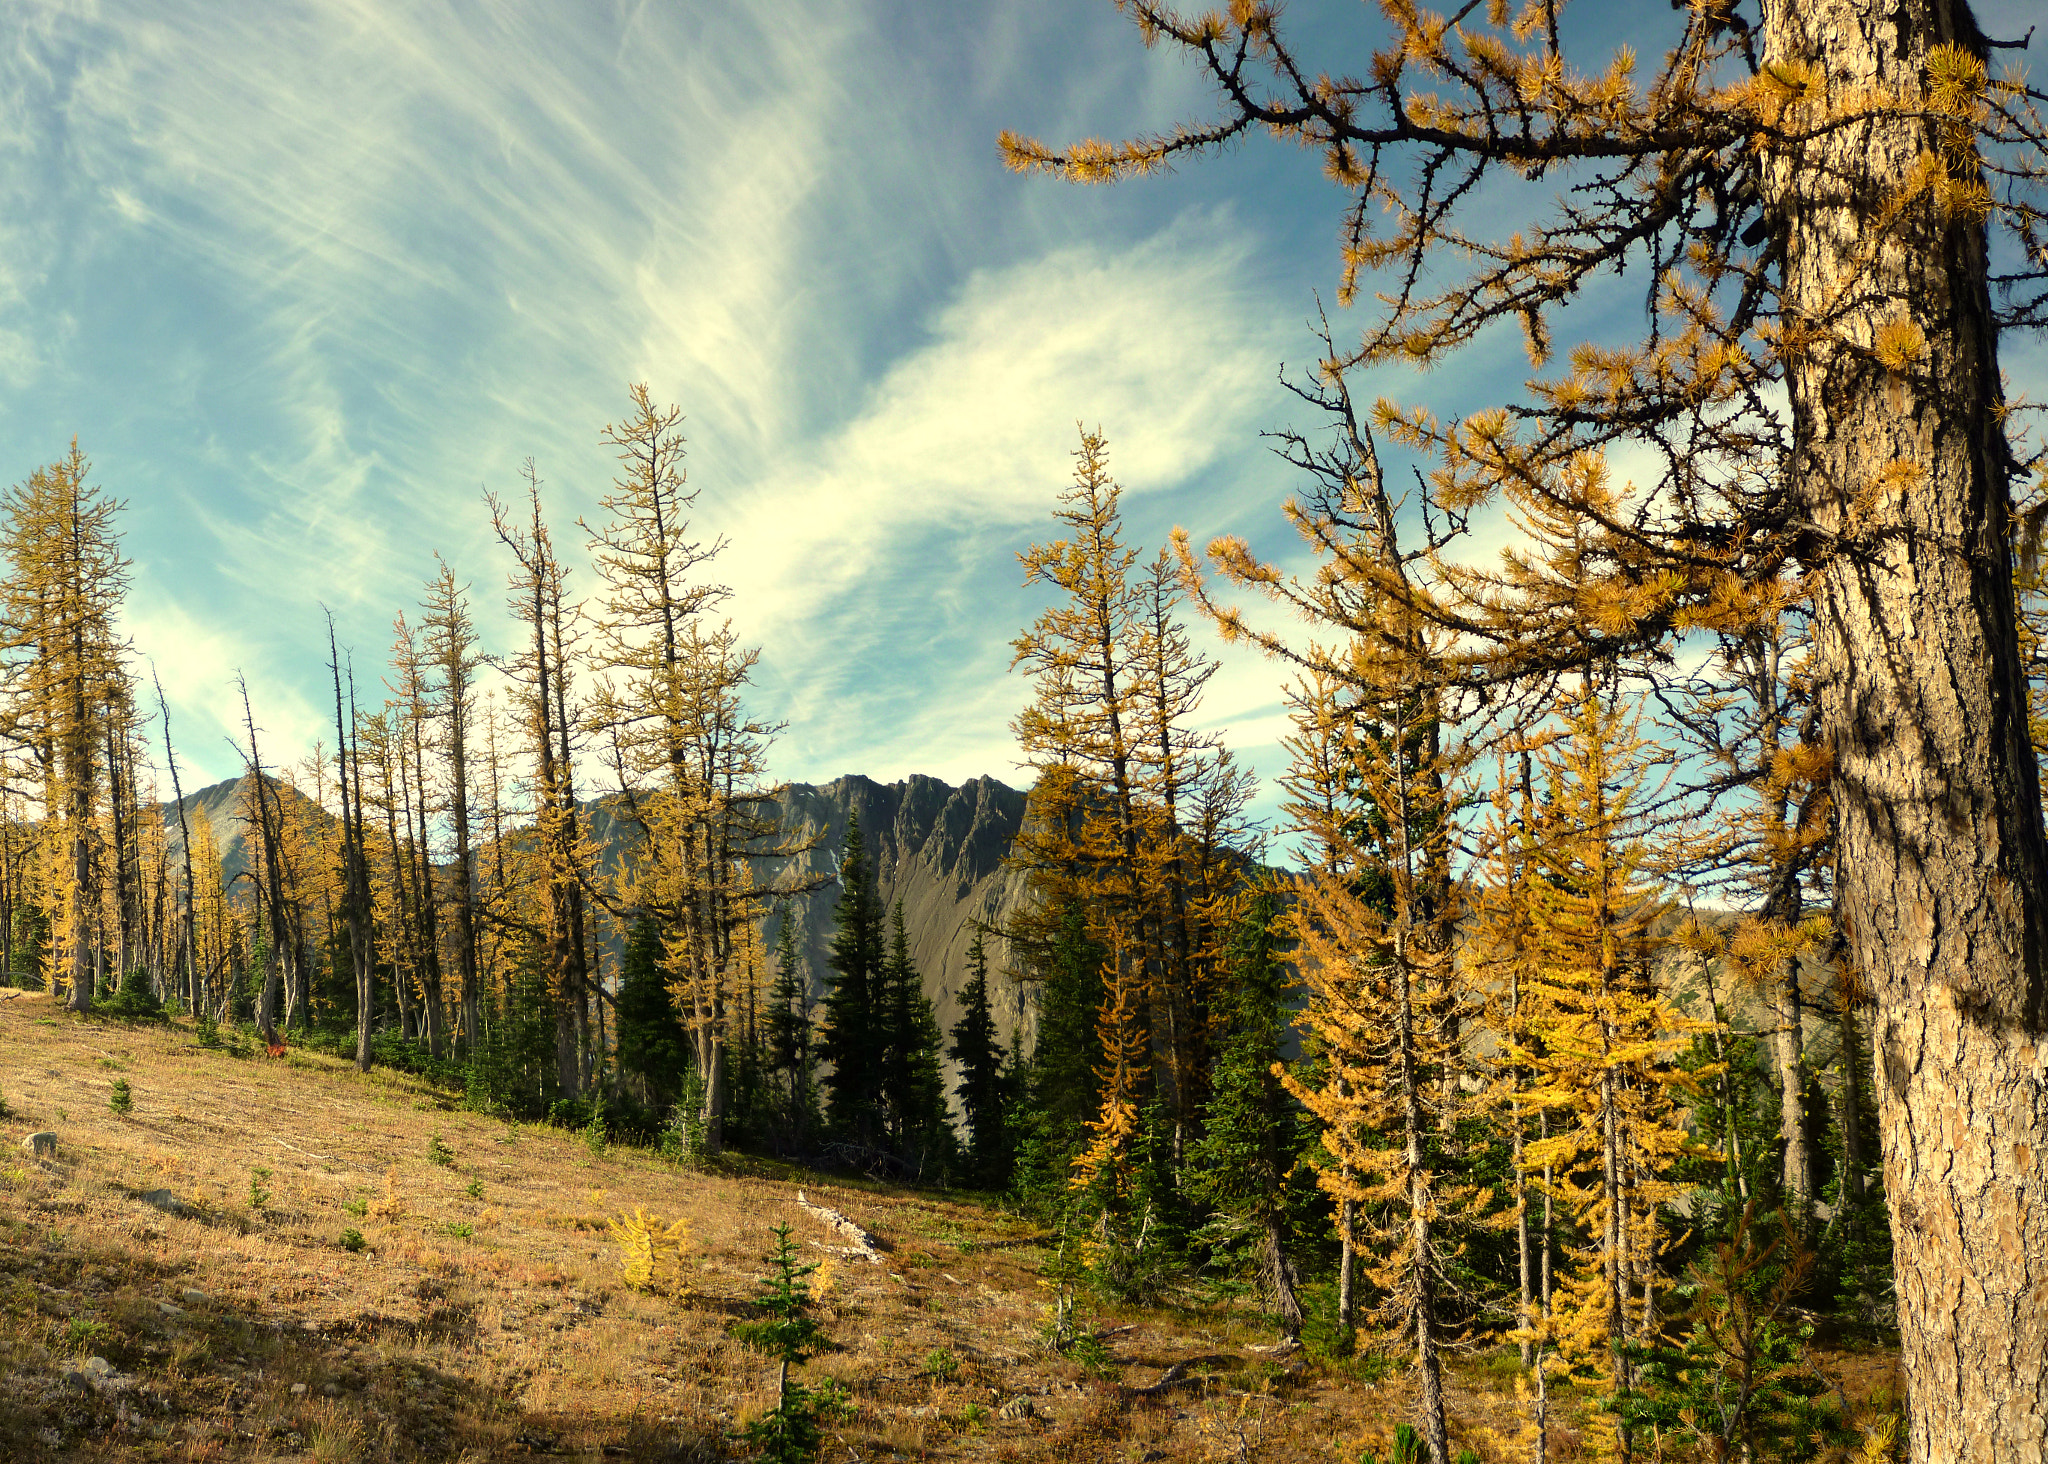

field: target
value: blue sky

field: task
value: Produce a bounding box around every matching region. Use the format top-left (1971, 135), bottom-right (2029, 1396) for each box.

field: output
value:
top-left (2, 0), bottom-right (2042, 840)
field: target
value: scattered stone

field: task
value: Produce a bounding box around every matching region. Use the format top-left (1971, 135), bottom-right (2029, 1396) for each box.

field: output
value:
top-left (180, 1289), bottom-right (210, 1307)
top-left (21, 1131), bottom-right (57, 1159)
top-left (36, 1427), bottom-right (59, 1447)
top-left (156, 1302), bottom-right (184, 1317)
top-left (64, 1356), bottom-right (137, 1395)
top-left (289, 1383), bottom-right (307, 1397)
top-left (998, 1397), bottom-right (1036, 1420)
top-left (136, 1189), bottom-right (196, 1219)
top-left (321, 1383), bottom-right (340, 1398)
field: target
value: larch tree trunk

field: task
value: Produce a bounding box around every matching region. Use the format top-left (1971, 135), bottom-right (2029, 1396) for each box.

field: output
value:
top-left (1762, 0), bottom-right (2048, 1454)
top-left (1776, 960), bottom-right (1812, 1208)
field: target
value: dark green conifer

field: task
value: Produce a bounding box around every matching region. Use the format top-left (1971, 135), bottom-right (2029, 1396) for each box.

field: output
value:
top-left (1012, 897), bottom-right (1105, 1207)
top-left (879, 899), bottom-right (953, 1174)
top-left (818, 810), bottom-right (884, 1146)
top-left (947, 926), bottom-right (1010, 1187)
top-left (763, 909), bottom-right (819, 1150)
top-left (1186, 886), bottom-right (1311, 1337)
top-left (614, 914), bottom-right (687, 1110)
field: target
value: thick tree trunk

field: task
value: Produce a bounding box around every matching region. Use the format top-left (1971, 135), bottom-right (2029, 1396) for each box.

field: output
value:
top-left (1763, 1), bottom-right (2048, 1454)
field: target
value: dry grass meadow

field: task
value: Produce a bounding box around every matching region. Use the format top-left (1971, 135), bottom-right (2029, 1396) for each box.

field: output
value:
top-left (0, 992), bottom-right (1901, 1463)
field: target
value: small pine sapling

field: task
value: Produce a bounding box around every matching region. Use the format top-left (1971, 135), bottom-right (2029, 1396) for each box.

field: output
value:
top-left (734, 1223), bottom-right (839, 1463)
top-left (426, 1132), bottom-right (454, 1167)
top-left (108, 1079), bottom-right (132, 1115)
top-left (1625, 1204), bottom-right (1849, 1459)
top-left (249, 1167), bottom-right (272, 1210)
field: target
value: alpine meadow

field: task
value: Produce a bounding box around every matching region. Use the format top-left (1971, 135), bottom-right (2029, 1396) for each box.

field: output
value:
top-left (5, 2), bottom-right (2048, 1463)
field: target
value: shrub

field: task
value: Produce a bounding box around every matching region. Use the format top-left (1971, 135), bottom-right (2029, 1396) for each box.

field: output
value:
top-left (249, 1167), bottom-right (272, 1210)
top-left (427, 1132), bottom-right (454, 1167)
top-left (339, 1228), bottom-right (365, 1253)
top-left (606, 1207), bottom-right (691, 1292)
top-left (105, 967), bottom-right (163, 1020)
top-left (1359, 1425), bottom-right (1425, 1464)
top-left (108, 1079), bottom-right (133, 1115)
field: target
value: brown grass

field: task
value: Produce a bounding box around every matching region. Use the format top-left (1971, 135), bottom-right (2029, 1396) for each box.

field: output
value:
top-left (0, 993), bottom-right (1901, 1462)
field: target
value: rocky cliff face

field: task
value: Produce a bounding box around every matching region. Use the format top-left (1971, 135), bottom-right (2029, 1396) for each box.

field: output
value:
top-left (755, 773), bottom-right (1039, 1060)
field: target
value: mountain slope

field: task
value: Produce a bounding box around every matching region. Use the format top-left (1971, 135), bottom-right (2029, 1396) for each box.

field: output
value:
top-left (156, 770), bottom-right (1043, 1061)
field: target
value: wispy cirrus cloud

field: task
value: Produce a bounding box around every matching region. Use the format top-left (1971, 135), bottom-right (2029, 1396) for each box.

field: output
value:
top-left (0, 0), bottom-right (1325, 812)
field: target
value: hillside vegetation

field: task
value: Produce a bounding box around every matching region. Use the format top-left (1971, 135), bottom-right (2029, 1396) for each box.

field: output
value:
top-left (1, 994), bottom-right (1852, 1464)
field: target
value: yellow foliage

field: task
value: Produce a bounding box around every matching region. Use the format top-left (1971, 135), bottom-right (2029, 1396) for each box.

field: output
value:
top-left (1871, 319), bottom-right (1926, 374)
top-left (605, 1206), bottom-right (692, 1293)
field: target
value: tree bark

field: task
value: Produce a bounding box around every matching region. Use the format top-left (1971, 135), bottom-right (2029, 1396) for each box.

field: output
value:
top-left (1775, 960), bottom-right (1811, 1208)
top-left (1762, 1), bottom-right (2048, 1453)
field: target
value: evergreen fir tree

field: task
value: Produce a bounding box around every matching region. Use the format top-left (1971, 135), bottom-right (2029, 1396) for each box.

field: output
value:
top-left (879, 900), bottom-right (952, 1175)
top-left (763, 909), bottom-right (819, 1151)
top-left (726, 972), bottom-right (769, 1149)
top-left (817, 810), bottom-right (884, 1148)
top-left (1186, 886), bottom-right (1310, 1337)
top-left (614, 914), bottom-right (687, 1111)
top-left (1012, 897), bottom-right (1105, 1208)
top-left (947, 926), bottom-right (1009, 1188)
top-left (878, 900), bottom-right (917, 1148)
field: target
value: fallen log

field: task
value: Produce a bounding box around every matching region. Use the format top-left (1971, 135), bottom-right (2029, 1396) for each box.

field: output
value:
top-left (1122, 1360), bottom-right (1199, 1397)
top-left (794, 1190), bottom-right (886, 1264)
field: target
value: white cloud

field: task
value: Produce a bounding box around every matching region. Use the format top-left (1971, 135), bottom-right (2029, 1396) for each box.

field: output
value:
top-left (0, 0), bottom-right (1338, 820)
top-left (711, 219), bottom-right (1288, 785)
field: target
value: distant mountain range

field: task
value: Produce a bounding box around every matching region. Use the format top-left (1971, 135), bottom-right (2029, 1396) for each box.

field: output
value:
top-left (158, 770), bottom-right (1042, 1059)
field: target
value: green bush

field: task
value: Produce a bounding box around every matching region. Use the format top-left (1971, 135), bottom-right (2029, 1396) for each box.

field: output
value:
top-left (339, 1227), bottom-right (365, 1253)
top-left (1359, 1425), bottom-right (1425, 1464)
top-left (108, 1079), bottom-right (132, 1115)
top-left (104, 967), bottom-right (163, 1020)
top-left (427, 1132), bottom-right (454, 1167)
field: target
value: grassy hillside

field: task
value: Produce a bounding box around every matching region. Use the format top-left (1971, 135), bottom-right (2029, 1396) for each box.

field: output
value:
top-left (0, 993), bottom-right (1898, 1463)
